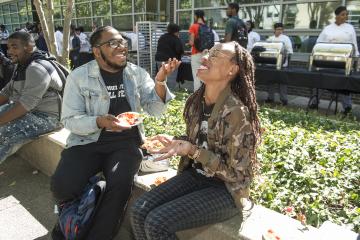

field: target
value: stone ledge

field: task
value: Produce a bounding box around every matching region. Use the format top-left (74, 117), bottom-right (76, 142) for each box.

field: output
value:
top-left (15, 128), bottom-right (359, 240)
top-left (16, 128), bottom-right (70, 176)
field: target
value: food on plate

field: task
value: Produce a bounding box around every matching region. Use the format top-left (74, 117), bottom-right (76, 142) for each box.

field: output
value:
top-left (262, 229), bottom-right (281, 240)
top-left (117, 112), bottom-right (142, 126)
top-left (154, 176), bottom-right (167, 186)
top-left (141, 138), bottom-right (165, 152)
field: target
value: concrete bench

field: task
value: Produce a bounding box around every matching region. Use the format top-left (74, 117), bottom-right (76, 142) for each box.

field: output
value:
top-left (15, 128), bottom-right (358, 240)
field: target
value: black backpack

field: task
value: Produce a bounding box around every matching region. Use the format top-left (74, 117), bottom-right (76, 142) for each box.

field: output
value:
top-left (234, 19), bottom-right (248, 48)
top-left (58, 176), bottom-right (106, 240)
top-left (34, 54), bottom-right (70, 119)
top-left (194, 23), bottom-right (215, 52)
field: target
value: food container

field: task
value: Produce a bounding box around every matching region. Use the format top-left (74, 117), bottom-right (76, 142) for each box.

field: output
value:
top-left (251, 41), bottom-right (286, 70)
top-left (309, 42), bottom-right (355, 76)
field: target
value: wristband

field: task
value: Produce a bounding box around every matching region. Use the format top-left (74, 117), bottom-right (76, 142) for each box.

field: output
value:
top-left (188, 146), bottom-right (201, 160)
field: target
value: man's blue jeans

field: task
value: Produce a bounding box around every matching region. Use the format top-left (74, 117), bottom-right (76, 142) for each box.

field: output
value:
top-left (0, 103), bottom-right (60, 163)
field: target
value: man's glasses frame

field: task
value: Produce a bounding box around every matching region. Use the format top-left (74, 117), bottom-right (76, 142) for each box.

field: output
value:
top-left (96, 39), bottom-right (128, 49)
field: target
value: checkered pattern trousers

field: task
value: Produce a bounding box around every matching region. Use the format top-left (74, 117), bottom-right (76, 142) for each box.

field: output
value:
top-left (130, 169), bottom-right (239, 240)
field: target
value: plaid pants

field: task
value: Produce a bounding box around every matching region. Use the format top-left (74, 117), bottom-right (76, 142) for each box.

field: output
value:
top-left (130, 168), bottom-right (239, 240)
top-left (0, 103), bottom-right (59, 163)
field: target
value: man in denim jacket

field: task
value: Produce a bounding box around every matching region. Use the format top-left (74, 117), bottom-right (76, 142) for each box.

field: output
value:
top-left (0, 32), bottom-right (61, 164)
top-left (51, 26), bottom-right (178, 240)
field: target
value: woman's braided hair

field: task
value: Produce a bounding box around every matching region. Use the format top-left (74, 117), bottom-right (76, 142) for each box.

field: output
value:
top-left (184, 41), bottom-right (261, 170)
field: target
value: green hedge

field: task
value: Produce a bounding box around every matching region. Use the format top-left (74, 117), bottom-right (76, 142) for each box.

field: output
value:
top-left (143, 91), bottom-right (360, 232)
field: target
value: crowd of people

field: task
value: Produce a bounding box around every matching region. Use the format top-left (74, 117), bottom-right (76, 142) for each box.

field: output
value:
top-left (0, 2), bottom-right (358, 240)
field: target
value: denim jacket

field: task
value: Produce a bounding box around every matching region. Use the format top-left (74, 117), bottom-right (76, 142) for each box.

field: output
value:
top-left (61, 60), bottom-right (174, 148)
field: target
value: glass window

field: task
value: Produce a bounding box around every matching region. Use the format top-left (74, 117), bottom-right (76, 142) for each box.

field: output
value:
top-left (347, 1), bottom-right (360, 29)
top-left (18, 1), bottom-right (26, 13)
top-left (19, 12), bottom-right (28, 22)
top-left (53, 0), bottom-right (62, 7)
top-left (76, 18), bottom-right (92, 31)
top-left (54, 7), bottom-right (63, 20)
top-left (112, 0), bottom-right (132, 15)
top-left (203, 9), bottom-right (227, 30)
top-left (135, 0), bottom-right (145, 13)
top-left (76, 3), bottom-right (91, 18)
top-left (93, 0), bottom-right (110, 16)
top-left (11, 13), bottom-right (19, 24)
top-left (178, 0), bottom-right (191, 9)
top-left (113, 15), bottom-right (133, 31)
top-left (2, 5), bottom-right (10, 15)
top-left (282, 2), bottom-right (341, 29)
top-left (9, 3), bottom-right (17, 12)
top-left (92, 16), bottom-right (111, 27)
top-left (177, 11), bottom-right (191, 31)
top-left (194, 0), bottom-right (224, 8)
top-left (134, 14), bottom-right (145, 23)
top-left (239, 5), bottom-right (280, 29)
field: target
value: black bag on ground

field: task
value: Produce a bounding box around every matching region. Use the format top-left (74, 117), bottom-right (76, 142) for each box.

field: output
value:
top-left (57, 176), bottom-right (106, 240)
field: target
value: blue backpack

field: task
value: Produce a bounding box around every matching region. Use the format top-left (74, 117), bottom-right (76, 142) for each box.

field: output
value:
top-left (58, 176), bottom-right (106, 240)
top-left (194, 23), bottom-right (215, 51)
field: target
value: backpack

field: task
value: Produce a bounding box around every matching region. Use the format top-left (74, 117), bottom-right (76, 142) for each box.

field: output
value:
top-left (34, 55), bottom-right (70, 96)
top-left (58, 176), bottom-right (106, 240)
top-left (194, 23), bottom-right (215, 52)
top-left (234, 19), bottom-right (248, 49)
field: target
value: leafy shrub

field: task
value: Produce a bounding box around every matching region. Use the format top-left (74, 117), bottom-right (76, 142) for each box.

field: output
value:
top-left (143, 91), bottom-right (360, 232)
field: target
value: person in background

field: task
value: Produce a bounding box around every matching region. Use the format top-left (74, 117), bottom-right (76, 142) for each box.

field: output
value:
top-left (69, 26), bottom-right (81, 69)
top-left (0, 32), bottom-right (62, 164)
top-left (131, 41), bottom-right (261, 240)
top-left (50, 26), bottom-right (178, 240)
top-left (265, 23), bottom-right (293, 106)
top-left (188, 10), bottom-right (207, 92)
top-left (35, 23), bottom-right (48, 52)
top-left (310, 6), bottom-right (359, 115)
top-left (224, 2), bottom-right (247, 48)
top-left (155, 23), bottom-right (184, 89)
top-left (55, 26), bottom-right (63, 56)
top-left (246, 20), bottom-right (260, 52)
top-left (0, 25), bottom-right (9, 56)
top-left (0, 52), bottom-right (14, 90)
top-left (78, 26), bottom-right (92, 66)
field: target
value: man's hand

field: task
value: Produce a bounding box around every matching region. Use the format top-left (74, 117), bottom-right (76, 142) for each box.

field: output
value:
top-left (155, 58), bottom-right (181, 83)
top-left (96, 114), bottom-right (131, 132)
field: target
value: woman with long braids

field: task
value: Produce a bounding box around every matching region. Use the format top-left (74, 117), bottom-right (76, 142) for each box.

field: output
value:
top-left (130, 41), bottom-right (261, 240)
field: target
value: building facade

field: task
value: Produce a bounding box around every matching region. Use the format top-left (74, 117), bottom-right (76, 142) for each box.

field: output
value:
top-left (0, 0), bottom-right (358, 53)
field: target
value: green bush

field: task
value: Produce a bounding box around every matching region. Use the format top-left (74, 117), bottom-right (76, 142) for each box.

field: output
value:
top-left (143, 91), bottom-right (360, 232)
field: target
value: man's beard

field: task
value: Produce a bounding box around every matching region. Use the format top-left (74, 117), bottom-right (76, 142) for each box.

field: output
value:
top-left (100, 49), bottom-right (127, 70)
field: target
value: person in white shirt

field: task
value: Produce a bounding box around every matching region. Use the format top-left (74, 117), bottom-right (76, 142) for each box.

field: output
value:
top-left (0, 25), bottom-right (9, 56)
top-left (246, 20), bottom-right (260, 52)
top-left (54, 26), bottom-right (63, 56)
top-left (310, 6), bottom-right (359, 115)
top-left (266, 23), bottom-right (293, 105)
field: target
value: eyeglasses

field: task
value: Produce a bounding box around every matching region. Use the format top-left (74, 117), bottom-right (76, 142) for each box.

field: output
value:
top-left (202, 48), bottom-right (236, 63)
top-left (96, 39), bottom-right (128, 49)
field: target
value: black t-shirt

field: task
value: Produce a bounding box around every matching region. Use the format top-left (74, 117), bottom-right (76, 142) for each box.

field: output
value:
top-left (192, 99), bottom-right (214, 171)
top-left (98, 68), bottom-right (141, 144)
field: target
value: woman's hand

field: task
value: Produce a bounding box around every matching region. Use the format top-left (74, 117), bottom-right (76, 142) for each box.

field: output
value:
top-left (155, 58), bottom-right (181, 82)
top-left (151, 139), bottom-right (196, 161)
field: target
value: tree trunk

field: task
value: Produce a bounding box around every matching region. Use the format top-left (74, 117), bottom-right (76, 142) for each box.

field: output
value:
top-left (45, 0), bottom-right (58, 59)
top-left (33, 0), bottom-right (52, 54)
top-left (61, 0), bottom-right (74, 67)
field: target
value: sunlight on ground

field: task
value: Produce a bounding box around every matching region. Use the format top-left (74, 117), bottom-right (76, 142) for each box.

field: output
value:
top-left (0, 195), bottom-right (48, 240)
